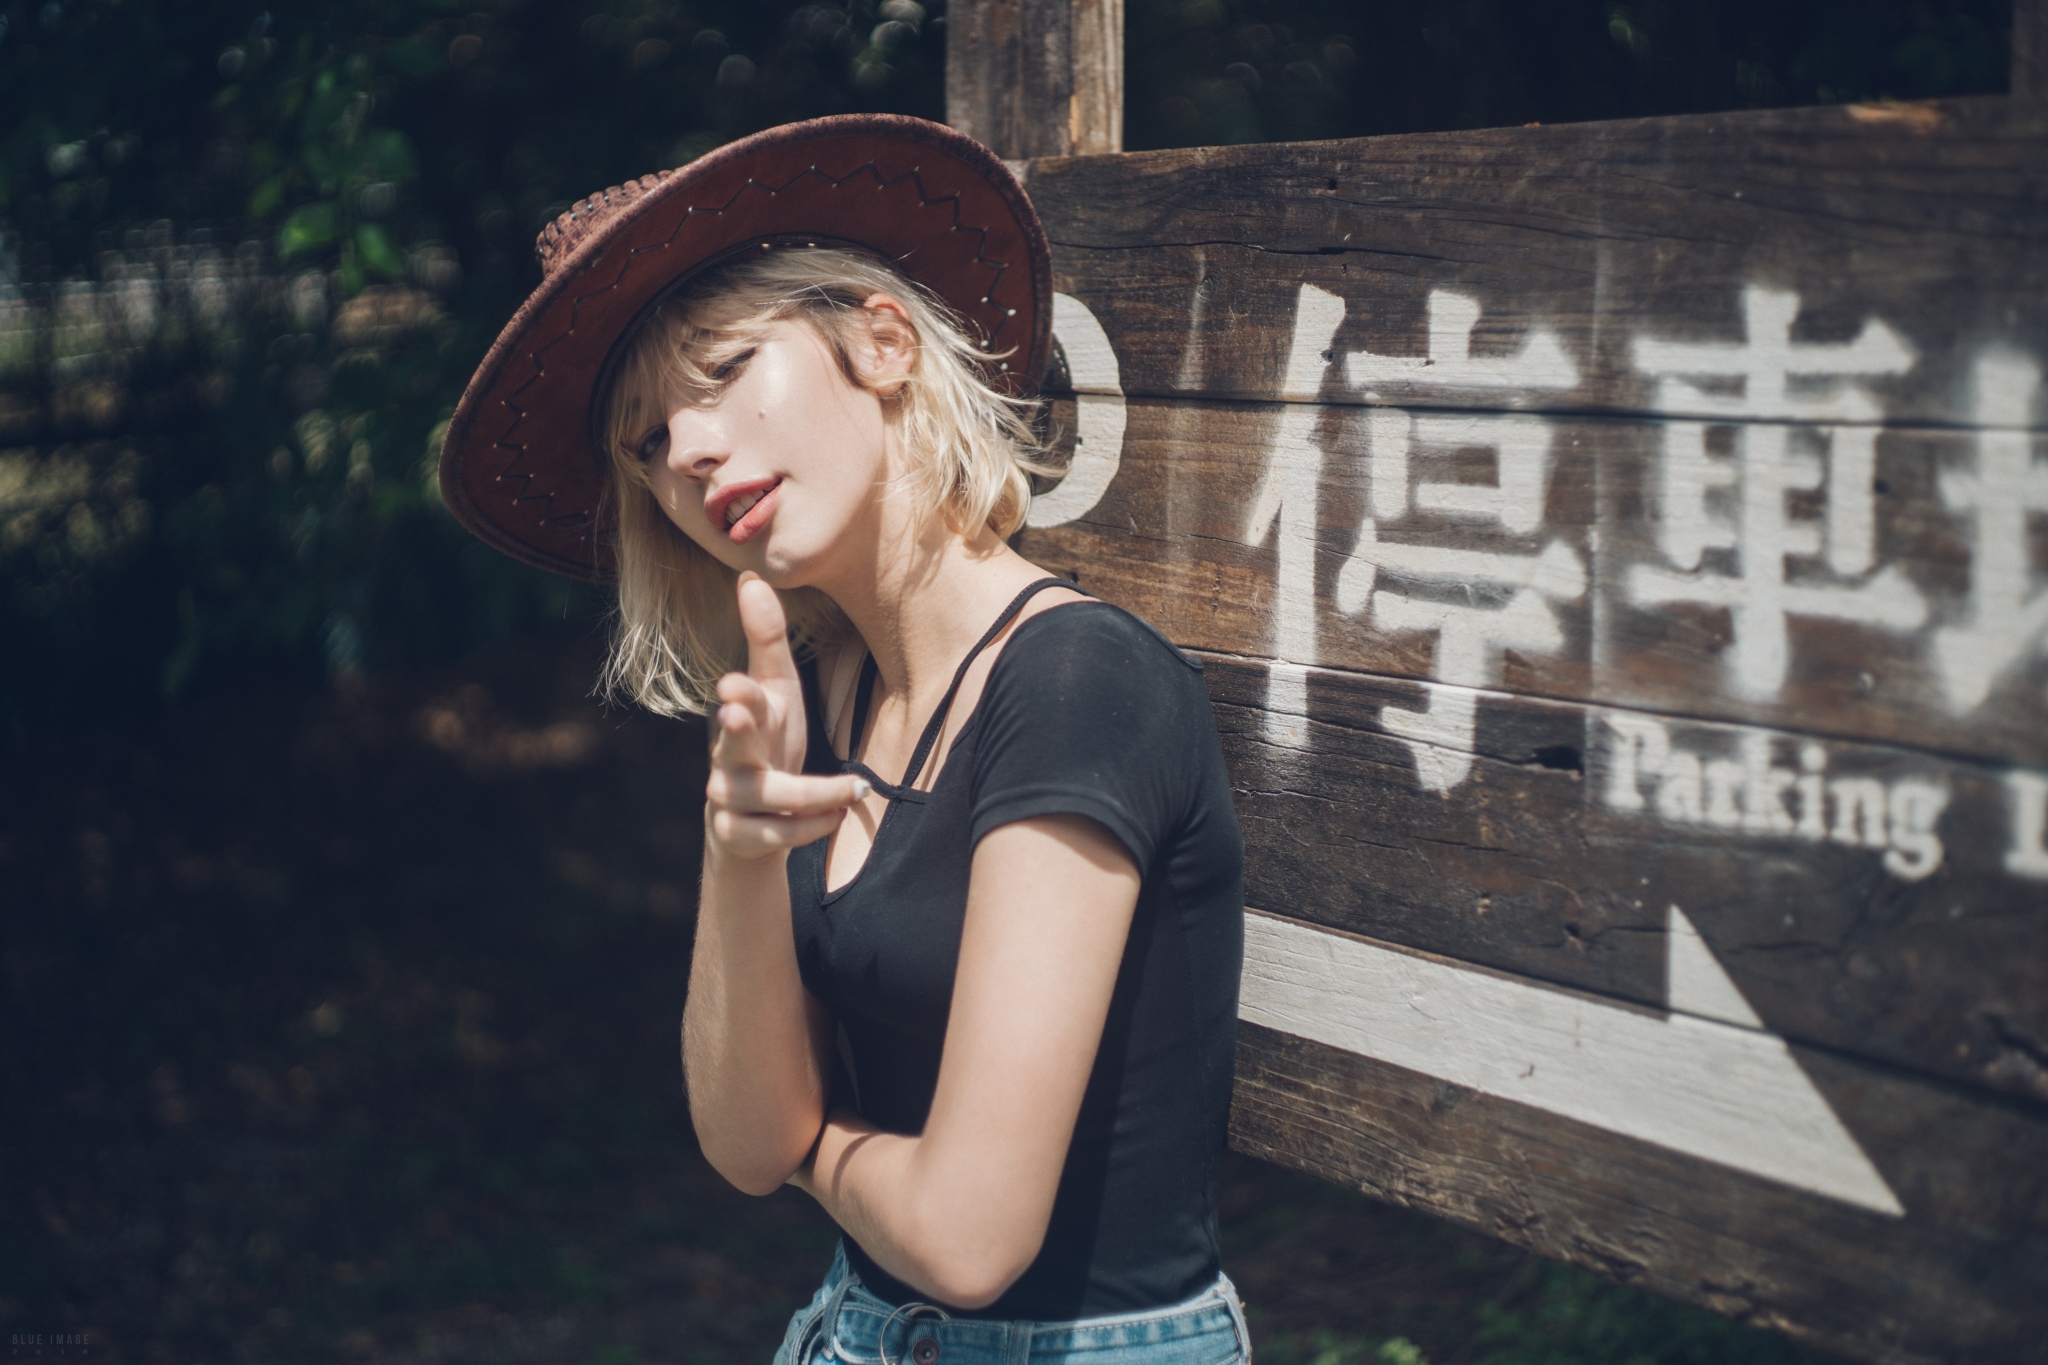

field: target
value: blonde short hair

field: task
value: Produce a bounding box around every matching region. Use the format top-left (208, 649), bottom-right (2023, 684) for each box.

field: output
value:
top-left (596, 247), bottom-right (1051, 717)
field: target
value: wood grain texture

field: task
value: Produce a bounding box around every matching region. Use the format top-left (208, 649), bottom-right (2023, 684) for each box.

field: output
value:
top-left (1022, 387), bottom-right (2047, 1112)
top-left (1200, 655), bottom-right (2048, 1108)
top-left (1019, 97), bottom-right (2048, 428)
top-left (1229, 1020), bottom-right (2048, 1365)
top-left (1020, 395), bottom-right (2048, 769)
top-left (945, 0), bottom-right (1124, 158)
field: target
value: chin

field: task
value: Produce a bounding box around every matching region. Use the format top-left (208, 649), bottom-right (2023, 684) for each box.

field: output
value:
top-left (747, 544), bottom-right (825, 592)
top-left (750, 525), bottom-right (859, 592)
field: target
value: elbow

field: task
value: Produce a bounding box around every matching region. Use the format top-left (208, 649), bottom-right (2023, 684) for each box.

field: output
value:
top-left (906, 1219), bottom-right (1044, 1311)
top-left (702, 1145), bottom-right (804, 1198)
top-left (682, 1059), bottom-right (824, 1196)
top-left (922, 1260), bottom-right (1027, 1313)
top-left (692, 1113), bottom-right (815, 1198)
top-left (716, 1160), bottom-right (795, 1200)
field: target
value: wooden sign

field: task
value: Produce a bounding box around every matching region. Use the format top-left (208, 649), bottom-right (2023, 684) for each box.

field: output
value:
top-left (1008, 98), bottom-right (2048, 1365)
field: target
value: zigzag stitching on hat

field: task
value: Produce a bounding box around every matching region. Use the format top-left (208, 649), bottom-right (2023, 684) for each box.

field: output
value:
top-left (555, 162), bottom-right (1009, 346)
top-left (498, 447), bottom-right (592, 530)
top-left (488, 155), bottom-right (1024, 537)
top-left (857, 162), bottom-right (1017, 358)
top-left (489, 441), bottom-right (573, 523)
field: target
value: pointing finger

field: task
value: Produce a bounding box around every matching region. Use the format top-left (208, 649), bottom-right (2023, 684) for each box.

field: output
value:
top-left (708, 768), bottom-right (871, 817)
top-left (736, 572), bottom-right (800, 687)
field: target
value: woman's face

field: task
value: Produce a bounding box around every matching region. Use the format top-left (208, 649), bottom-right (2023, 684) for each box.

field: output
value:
top-left (636, 310), bottom-right (907, 590)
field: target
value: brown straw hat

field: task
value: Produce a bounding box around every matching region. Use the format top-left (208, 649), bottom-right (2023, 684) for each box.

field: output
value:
top-left (438, 114), bottom-right (1053, 582)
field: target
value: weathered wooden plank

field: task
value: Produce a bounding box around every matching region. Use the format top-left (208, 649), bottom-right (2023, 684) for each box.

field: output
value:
top-left (945, 0), bottom-right (1123, 159)
top-left (1228, 1017), bottom-right (2048, 1365)
top-left (1195, 656), bottom-right (2048, 1108)
top-left (1017, 98), bottom-right (2048, 430)
top-left (1021, 394), bottom-right (2048, 771)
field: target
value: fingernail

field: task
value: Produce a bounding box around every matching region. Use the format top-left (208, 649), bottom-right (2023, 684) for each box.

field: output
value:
top-left (851, 778), bottom-right (872, 800)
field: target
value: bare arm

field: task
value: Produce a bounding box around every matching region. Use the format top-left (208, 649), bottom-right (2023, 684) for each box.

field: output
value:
top-left (789, 812), bottom-right (1142, 1308)
top-left (683, 574), bottom-right (867, 1195)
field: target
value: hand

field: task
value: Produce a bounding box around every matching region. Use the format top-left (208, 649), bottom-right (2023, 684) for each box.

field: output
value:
top-left (705, 572), bottom-right (868, 860)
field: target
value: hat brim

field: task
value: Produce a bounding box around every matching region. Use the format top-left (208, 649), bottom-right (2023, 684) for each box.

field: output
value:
top-left (439, 114), bottom-right (1053, 582)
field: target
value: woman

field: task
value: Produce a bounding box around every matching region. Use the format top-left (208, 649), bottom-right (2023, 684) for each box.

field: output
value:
top-left (440, 115), bottom-right (1247, 1364)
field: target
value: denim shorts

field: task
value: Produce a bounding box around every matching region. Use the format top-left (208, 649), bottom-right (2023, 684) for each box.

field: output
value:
top-left (771, 1244), bottom-right (1251, 1365)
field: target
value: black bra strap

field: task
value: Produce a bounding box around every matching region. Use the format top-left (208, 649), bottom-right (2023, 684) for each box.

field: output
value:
top-left (845, 577), bottom-right (1087, 798)
top-left (797, 653), bottom-right (837, 777)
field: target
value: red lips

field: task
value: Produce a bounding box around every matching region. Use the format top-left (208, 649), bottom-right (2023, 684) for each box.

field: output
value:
top-left (707, 476), bottom-right (783, 544)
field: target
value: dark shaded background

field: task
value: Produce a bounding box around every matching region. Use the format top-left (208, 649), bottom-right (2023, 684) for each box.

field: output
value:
top-left (0, 2), bottom-right (2016, 1361)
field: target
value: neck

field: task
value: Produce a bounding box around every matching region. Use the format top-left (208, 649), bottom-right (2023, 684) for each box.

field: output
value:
top-left (816, 503), bottom-right (1046, 710)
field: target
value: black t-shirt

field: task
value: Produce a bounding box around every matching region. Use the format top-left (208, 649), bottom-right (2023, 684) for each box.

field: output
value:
top-left (788, 600), bottom-right (1245, 1321)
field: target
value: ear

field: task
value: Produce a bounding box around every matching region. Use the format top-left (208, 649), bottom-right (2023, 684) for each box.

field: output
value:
top-left (857, 292), bottom-right (918, 397)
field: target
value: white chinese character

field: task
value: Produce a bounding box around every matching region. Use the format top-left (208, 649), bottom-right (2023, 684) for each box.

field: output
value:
top-left (1346, 290), bottom-right (1578, 395)
top-left (1934, 354), bottom-right (2048, 712)
top-left (1243, 284), bottom-right (1348, 749)
top-left (1333, 291), bottom-right (1582, 792)
top-left (1627, 286), bottom-right (1925, 698)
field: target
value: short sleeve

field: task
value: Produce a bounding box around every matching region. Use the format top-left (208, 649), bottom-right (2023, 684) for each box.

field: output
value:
top-left (969, 603), bottom-right (1208, 872)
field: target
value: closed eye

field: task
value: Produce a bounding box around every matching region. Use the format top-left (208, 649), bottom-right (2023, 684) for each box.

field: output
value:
top-left (635, 426), bottom-right (669, 464)
top-left (709, 347), bottom-right (756, 384)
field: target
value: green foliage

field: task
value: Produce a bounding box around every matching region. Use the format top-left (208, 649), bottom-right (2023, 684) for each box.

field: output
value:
top-left (0, 0), bottom-right (947, 726)
top-left (355, 222), bottom-right (408, 277)
top-left (224, 26), bottom-right (426, 291)
top-left (278, 200), bottom-right (341, 257)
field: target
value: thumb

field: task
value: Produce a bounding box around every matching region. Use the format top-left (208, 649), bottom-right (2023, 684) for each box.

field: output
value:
top-left (736, 572), bottom-right (798, 686)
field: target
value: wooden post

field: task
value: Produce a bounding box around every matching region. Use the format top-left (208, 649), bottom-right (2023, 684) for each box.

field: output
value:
top-left (945, 0), bottom-right (1123, 159)
top-left (2018, 0), bottom-right (2046, 99)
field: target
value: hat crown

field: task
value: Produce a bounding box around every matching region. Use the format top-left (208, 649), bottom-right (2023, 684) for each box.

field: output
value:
top-left (446, 115), bottom-right (1051, 583)
top-left (534, 171), bottom-right (678, 278)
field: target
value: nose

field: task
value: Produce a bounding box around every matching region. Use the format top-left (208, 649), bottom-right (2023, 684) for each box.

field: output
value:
top-left (664, 413), bottom-right (729, 481)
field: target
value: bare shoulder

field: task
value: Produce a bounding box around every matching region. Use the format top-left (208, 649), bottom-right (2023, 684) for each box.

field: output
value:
top-left (1010, 582), bottom-right (1093, 629)
top-left (1005, 594), bottom-right (1204, 675)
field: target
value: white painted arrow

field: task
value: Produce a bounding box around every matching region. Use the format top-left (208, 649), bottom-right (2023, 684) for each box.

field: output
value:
top-left (1240, 905), bottom-right (1904, 1215)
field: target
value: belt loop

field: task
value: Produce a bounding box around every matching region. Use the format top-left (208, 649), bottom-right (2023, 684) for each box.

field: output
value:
top-left (1005, 1317), bottom-right (1032, 1365)
top-left (1216, 1273), bottom-right (1252, 1361)
top-left (794, 1268), bottom-right (859, 1365)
